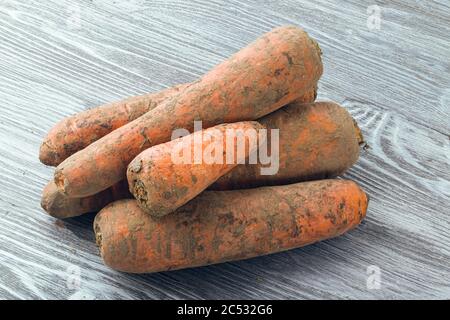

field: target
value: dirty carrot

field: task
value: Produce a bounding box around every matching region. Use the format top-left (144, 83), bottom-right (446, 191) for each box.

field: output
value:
top-left (41, 180), bottom-right (131, 219)
top-left (210, 101), bottom-right (363, 190)
top-left (45, 99), bottom-right (359, 219)
top-left (41, 91), bottom-right (321, 219)
top-left (40, 82), bottom-right (317, 167)
top-left (40, 83), bottom-right (189, 166)
top-left (94, 179), bottom-right (368, 273)
top-left (127, 121), bottom-right (265, 217)
top-left (55, 25), bottom-right (323, 197)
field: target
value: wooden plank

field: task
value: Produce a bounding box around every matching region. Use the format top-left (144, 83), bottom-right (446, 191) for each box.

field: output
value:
top-left (0, 0), bottom-right (448, 299)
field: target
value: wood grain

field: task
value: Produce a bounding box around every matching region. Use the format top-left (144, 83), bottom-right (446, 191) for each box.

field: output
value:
top-left (0, 0), bottom-right (449, 299)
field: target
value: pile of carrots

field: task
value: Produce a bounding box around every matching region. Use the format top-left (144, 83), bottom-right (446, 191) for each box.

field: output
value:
top-left (39, 26), bottom-right (368, 274)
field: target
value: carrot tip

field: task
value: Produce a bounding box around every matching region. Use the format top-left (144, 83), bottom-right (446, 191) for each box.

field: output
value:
top-left (39, 140), bottom-right (59, 166)
top-left (40, 195), bottom-right (49, 212)
top-left (132, 180), bottom-right (149, 205)
top-left (54, 170), bottom-right (67, 194)
top-left (310, 37), bottom-right (322, 56)
top-left (94, 221), bottom-right (103, 252)
top-left (93, 211), bottom-right (106, 253)
top-left (352, 118), bottom-right (365, 146)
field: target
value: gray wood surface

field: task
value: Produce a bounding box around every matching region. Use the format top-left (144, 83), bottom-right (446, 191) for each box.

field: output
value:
top-left (0, 0), bottom-right (449, 299)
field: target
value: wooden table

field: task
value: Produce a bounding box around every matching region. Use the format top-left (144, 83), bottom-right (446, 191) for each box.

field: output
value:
top-left (0, 0), bottom-right (448, 299)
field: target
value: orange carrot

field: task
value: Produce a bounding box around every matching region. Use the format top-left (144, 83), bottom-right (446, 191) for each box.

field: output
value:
top-left (210, 101), bottom-right (363, 190)
top-left (55, 25), bottom-right (323, 197)
top-left (94, 179), bottom-right (368, 273)
top-left (41, 180), bottom-right (131, 219)
top-left (40, 83), bottom-right (189, 166)
top-left (45, 99), bottom-right (358, 219)
top-left (127, 121), bottom-right (265, 217)
top-left (39, 83), bottom-right (316, 167)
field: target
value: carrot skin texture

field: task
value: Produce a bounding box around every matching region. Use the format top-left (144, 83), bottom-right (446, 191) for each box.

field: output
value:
top-left (94, 179), bottom-right (368, 273)
top-left (127, 121), bottom-right (265, 217)
top-left (40, 83), bottom-right (189, 166)
top-left (55, 25), bottom-right (323, 197)
top-left (41, 180), bottom-right (131, 219)
top-left (210, 101), bottom-right (362, 190)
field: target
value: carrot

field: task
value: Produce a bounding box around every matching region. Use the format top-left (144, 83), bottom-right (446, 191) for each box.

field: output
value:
top-left (94, 179), bottom-right (368, 273)
top-left (40, 83), bottom-right (317, 167)
top-left (39, 89), bottom-right (319, 220)
top-left (55, 25), bottom-right (323, 197)
top-left (39, 83), bottom-right (190, 166)
top-left (210, 101), bottom-right (363, 190)
top-left (41, 180), bottom-right (131, 219)
top-left (127, 121), bottom-right (265, 217)
top-left (39, 82), bottom-right (316, 167)
top-left (45, 99), bottom-right (357, 219)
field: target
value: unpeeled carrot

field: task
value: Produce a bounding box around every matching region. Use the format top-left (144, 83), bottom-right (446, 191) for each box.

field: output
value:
top-left (41, 180), bottom-right (131, 219)
top-left (40, 83), bottom-right (189, 166)
top-left (94, 179), bottom-right (368, 273)
top-left (55, 25), bottom-right (323, 197)
top-left (210, 101), bottom-right (363, 190)
top-left (39, 83), bottom-right (316, 167)
top-left (127, 121), bottom-right (265, 217)
top-left (43, 99), bottom-right (358, 219)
